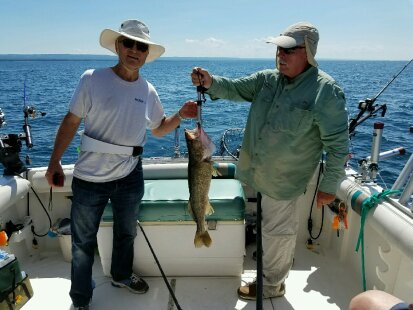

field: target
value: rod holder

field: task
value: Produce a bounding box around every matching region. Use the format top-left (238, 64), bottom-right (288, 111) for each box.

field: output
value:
top-left (366, 147), bottom-right (405, 162)
top-left (368, 122), bottom-right (384, 180)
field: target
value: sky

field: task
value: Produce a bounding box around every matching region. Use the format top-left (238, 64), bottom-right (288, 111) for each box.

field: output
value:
top-left (1, 0), bottom-right (413, 61)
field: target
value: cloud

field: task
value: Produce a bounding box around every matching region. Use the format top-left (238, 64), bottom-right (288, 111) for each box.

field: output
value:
top-left (185, 37), bottom-right (226, 48)
top-left (167, 36), bottom-right (275, 58)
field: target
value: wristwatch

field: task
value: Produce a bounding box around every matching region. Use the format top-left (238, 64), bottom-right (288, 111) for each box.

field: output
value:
top-left (175, 111), bottom-right (184, 121)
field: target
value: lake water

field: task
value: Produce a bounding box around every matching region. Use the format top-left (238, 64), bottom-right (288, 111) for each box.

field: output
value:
top-left (0, 57), bottom-right (412, 188)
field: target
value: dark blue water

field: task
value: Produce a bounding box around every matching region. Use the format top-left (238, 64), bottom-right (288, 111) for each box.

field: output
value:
top-left (0, 58), bottom-right (412, 188)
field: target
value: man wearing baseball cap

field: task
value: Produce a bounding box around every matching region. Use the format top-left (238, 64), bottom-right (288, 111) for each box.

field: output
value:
top-left (191, 22), bottom-right (349, 300)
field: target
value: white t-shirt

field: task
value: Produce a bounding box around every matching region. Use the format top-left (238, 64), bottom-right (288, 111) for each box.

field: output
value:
top-left (69, 68), bottom-right (165, 182)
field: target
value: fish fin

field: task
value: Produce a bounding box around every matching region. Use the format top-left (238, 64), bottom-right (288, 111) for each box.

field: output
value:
top-left (199, 126), bottom-right (216, 160)
top-left (187, 200), bottom-right (194, 218)
top-left (205, 201), bottom-right (215, 216)
top-left (211, 164), bottom-right (221, 177)
top-left (194, 231), bottom-right (212, 248)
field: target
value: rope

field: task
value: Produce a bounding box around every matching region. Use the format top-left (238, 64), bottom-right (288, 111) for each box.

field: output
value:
top-left (355, 189), bottom-right (400, 291)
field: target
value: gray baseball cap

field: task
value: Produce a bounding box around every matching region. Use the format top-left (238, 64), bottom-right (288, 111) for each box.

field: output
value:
top-left (267, 22), bottom-right (319, 67)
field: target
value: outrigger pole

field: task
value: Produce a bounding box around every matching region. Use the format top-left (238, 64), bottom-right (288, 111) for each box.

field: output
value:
top-left (349, 58), bottom-right (413, 135)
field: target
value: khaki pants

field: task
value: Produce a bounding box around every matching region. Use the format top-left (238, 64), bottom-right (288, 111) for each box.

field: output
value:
top-left (261, 193), bottom-right (301, 287)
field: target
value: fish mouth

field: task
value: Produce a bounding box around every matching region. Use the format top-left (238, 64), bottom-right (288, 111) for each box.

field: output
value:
top-left (184, 123), bottom-right (201, 140)
top-left (184, 128), bottom-right (197, 140)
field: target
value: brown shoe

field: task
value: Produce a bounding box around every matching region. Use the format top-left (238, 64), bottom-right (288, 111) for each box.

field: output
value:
top-left (237, 281), bottom-right (285, 300)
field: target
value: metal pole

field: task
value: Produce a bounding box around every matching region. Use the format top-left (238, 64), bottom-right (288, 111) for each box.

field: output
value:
top-left (369, 122), bottom-right (384, 180)
top-left (173, 126), bottom-right (180, 158)
top-left (256, 192), bottom-right (263, 310)
top-left (196, 86), bottom-right (203, 125)
top-left (399, 172), bottom-right (413, 207)
top-left (392, 153), bottom-right (413, 191)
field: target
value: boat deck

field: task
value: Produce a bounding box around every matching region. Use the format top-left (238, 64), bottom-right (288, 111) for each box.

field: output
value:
top-left (20, 239), bottom-right (360, 310)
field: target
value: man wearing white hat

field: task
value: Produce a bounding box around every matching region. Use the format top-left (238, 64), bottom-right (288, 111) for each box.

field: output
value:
top-left (46, 20), bottom-right (197, 309)
top-left (191, 22), bottom-right (349, 300)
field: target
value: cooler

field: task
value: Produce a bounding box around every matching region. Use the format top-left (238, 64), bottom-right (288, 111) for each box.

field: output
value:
top-left (97, 178), bottom-right (246, 277)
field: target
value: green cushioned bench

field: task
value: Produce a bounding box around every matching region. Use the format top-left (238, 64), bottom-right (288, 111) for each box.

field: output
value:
top-left (102, 179), bottom-right (245, 223)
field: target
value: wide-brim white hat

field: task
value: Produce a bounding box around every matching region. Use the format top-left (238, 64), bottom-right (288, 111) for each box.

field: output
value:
top-left (100, 20), bottom-right (165, 63)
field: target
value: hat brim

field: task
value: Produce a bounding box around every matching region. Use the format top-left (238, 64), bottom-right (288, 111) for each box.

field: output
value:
top-left (267, 35), bottom-right (305, 48)
top-left (100, 29), bottom-right (165, 63)
top-left (267, 35), bottom-right (318, 67)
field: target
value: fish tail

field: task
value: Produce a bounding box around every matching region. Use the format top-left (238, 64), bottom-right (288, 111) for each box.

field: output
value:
top-left (194, 231), bottom-right (212, 248)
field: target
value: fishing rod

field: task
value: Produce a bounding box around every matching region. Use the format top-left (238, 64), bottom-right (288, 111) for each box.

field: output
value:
top-left (137, 221), bottom-right (183, 310)
top-left (22, 80), bottom-right (35, 149)
top-left (0, 81), bottom-right (46, 175)
top-left (349, 58), bottom-right (413, 135)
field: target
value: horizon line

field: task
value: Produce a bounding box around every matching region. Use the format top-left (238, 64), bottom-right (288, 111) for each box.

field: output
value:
top-left (0, 53), bottom-right (410, 62)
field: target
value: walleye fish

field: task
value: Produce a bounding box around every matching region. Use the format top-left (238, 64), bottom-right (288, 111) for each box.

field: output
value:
top-left (185, 123), bottom-right (217, 248)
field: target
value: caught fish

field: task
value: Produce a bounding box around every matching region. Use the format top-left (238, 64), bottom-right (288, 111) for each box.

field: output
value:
top-left (185, 123), bottom-right (217, 248)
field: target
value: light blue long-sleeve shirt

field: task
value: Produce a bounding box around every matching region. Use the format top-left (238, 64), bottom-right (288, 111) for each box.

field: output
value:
top-left (208, 66), bottom-right (349, 200)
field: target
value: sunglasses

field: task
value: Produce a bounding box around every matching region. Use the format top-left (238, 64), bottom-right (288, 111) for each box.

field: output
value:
top-left (120, 39), bottom-right (149, 52)
top-left (278, 46), bottom-right (305, 55)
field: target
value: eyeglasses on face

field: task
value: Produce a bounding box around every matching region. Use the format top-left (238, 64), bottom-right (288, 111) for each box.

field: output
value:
top-left (278, 46), bottom-right (305, 55)
top-left (119, 38), bottom-right (149, 52)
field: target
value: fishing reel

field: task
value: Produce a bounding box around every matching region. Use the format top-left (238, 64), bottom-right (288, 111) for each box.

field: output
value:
top-left (358, 98), bottom-right (375, 112)
top-left (0, 105), bottom-right (46, 175)
top-left (349, 98), bottom-right (387, 136)
top-left (349, 58), bottom-right (413, 135)
top-left (357, 98), bottom-right (387, 117)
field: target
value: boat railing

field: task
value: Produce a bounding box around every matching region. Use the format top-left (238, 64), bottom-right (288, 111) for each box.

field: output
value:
top-left (356, 121), bottom-right (412, 211)
top-left (391, 152), bottom-right (413, 210)
top-left (338, 177), bottom-right (413, 258)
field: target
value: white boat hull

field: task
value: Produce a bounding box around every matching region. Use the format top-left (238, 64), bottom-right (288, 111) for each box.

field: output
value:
top-left (1, 158), bottom-right (413, 309)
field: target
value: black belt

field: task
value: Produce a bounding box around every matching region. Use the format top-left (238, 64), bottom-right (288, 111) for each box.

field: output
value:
top-left (132, 146), bottom-right (143, 157)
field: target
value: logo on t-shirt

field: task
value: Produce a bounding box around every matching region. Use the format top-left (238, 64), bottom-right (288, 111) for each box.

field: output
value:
top-left (134, 98), bottom-right (145, 104)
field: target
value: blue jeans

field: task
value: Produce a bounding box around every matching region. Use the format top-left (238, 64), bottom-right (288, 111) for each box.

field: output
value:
top-left (69, 161), bottom-right (144, 307)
